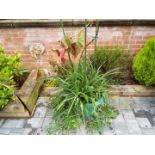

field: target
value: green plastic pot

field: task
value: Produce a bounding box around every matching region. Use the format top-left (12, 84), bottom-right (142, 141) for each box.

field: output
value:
top-left (85, 96), bottom-right (105, 119)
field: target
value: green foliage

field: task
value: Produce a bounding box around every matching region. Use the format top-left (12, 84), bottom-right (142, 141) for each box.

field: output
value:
top-left (48, 21), bottom-right (118, 134)
top-left (44, 78), bottom-right (59, 87)
top-left (47, 115), bottom-right (81, 134)
top-left (0, 84), bottom-right (14, 109)
top-left (132, 38), bottom-right (155, 86)
top-left (48, 61), bottom-right (118, 134)
top-left (90, 47), bottom-right (129, 83)
top-left (54, 62), bottom-right (73, 79)
top-left (0, 46), bottom-right (24, 109)
top-left (86, 105), bottom-right (118, 134)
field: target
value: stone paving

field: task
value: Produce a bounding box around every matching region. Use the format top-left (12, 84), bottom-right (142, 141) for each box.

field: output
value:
top-left (0, 96), bottom-right (155, 135)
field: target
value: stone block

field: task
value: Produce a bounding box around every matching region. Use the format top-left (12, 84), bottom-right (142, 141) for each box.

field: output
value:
top-left (34, 106), bottom-right (47, 118)
top-left (141, 128), bottom-right (155, 135)
top-left (35, 128), bottom-right (47, 135)
top-left (126, 119), bottom-right (142, 134)
top-left (36, 97), bottom-right (50, 107)
top-left (0, 128), bottom-right (11, 135)
top-left (25, 118), bottom-right (44, 128)
top-left (102, 127), bottom-right (116, 135)
top-left (42, 117), bottom-right (52, 129)
top-left (136, 117), bottom-right (152, 128)
top-left (10, 128), bottom-right (24, 135)
top-left (122, 109), bottom-right (135, 120)
top-left (1, 119), bottom-right (18, 128)
top-left (15, 119), bottom-right (27, 128)
top-left (23, 128), bottom-right (37, 135)
top-left (0, 119), bottom-right (4, 127)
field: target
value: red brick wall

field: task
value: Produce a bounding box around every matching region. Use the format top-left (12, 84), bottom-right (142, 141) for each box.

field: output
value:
top-left (0, 26), bottom-right (155, 69)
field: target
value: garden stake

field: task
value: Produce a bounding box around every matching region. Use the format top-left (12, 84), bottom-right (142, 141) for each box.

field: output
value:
top-left (80, 20), bottom-right (99, 59)
top-left (60, 19), bottom-right (66, 37)
top-left (94, 19), bottom-right (99, 54)
top-left (84, 19), bottom-right (87, 70)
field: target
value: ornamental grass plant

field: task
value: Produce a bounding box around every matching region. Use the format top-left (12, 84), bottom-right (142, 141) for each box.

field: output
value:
top-left (47, 20), bottom-right (118, 134)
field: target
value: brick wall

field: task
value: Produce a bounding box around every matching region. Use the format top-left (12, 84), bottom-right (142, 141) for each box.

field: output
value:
top-left (0, 22), bottom-right (155, 69)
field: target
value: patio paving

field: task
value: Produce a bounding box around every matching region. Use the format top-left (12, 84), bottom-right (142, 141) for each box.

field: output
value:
top-left (0, 96), bottom-right (155, 135)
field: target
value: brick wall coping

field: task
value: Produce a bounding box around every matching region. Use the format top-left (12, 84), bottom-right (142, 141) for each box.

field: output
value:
top-left (0, 19), bottom-right (155, 28)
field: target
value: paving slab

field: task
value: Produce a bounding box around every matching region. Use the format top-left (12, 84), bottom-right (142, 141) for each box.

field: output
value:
top-left (0, 96), bottom-right (155, 135)
top-left (149, 107), bottom-right (155, 115)
top-left (0, 128), bottom-right (11, 135)
top-left (141, 128), bottom-right (155, 135)
top-left (23, 128), bottom-right (37, 135)
top-left (0, 119), bottom-right (4, 127)
top-left (111, 114), bottom-right (129, 135)
top-left (136, 117), bottom-right (152, 128)
top-left (45, 107), bottom-right (53, 118)
top-left (15, 119), bottom-right (27, 128)
top-left (133, 109), bottom-right (146, 117)
top-left (102, 127), bottom-right (116, 135)
top-left (42, 117), bottom-right (52, 129)
top-left (34, 106), bottom-right (47, 118)
top-left (1, 119), bottom-right (18, 128)
top-left (132, 97), bottom-right (152, 110)
top-left (109, 96), bottom-right (120, 109)
top-left (122, 109), bottom-right (135, 120)
top-left (25, 118), bottom-right (44, 128)
top-left (35, 128), bottom-right (47, 135)
top-left (36, 97), bottom-right (50, 107)
top-left (145, 111), bottom-right (155, 126)
top-left (10, 128), bottom-right (24, 135)
top-left (126, 119), bottom-right (142, 134)
top-left (119, 97), bottom-right (133, 110)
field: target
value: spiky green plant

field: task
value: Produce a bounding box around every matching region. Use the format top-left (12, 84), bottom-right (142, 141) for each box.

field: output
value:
top-left (90, 46), bottom-right (129, 83)
top-left (47, 20), bottom-right (118, 134)
top-left (48, 61), bottom-right (118, 134)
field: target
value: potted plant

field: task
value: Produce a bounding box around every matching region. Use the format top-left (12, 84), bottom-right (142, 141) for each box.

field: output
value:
top-left (47, 20), bottom-right (118, 134)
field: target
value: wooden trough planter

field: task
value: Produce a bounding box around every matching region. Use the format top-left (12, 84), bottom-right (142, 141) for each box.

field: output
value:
top-left (0, 69), bottom-right (45, 118)
top-left (41, 85), bottom-right (155, 98)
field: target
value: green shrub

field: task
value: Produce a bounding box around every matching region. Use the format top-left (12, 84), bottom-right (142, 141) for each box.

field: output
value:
top-left (90, 47), bottom-right (129, 83)
top-left (0, 84), bottom-right (14, 109)
top-left (44, 78), bottom-right (59, 87)
top-left (48, 61), bottom-right (118, 134)
top-left (132, 38), bottom-right (155, 86)
top-left (0, 46), bottom-right (24, 109)
top-left (54, 62), bottom-right (73, 79)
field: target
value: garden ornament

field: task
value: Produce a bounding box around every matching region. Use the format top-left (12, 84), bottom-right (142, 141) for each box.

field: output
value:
top-left (28, 43), bottom-right (45, 60)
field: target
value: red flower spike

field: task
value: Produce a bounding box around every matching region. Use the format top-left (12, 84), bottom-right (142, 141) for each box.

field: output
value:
top-left (55, 49), bottom-right (66, 64)
top-left (71, 43), bottom-right (78, 58)
top-left (55, 49), bottom-right (60, 56)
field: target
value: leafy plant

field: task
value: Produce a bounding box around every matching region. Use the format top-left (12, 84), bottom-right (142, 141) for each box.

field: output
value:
top-left (86, 104), bottom-right (118, 133)
top-left (52, 22), bottom-right (97, 66)
top-left (132, 38), bottom-right (155, 86)
top-left (50, 20), bottom-right (99, 78)
top-left (0, 83), bottom-right (14, 109)
top-left (44, 78), bottom-right (59, 87)
top-left (47, 20), bottom-right (118, 134)
top-left (90, 46), bottom-right (129, 83)
top-left (53, 62), bottom-right (73, 79)
top-left (0, 46), bottom-right (24, 109)
top-left (48, 61), bottom-right (118, 134)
